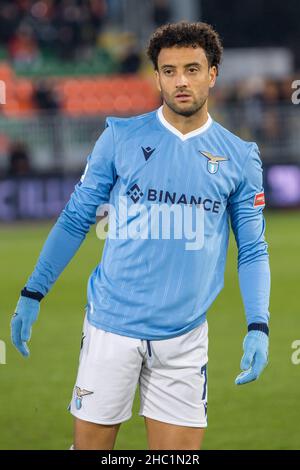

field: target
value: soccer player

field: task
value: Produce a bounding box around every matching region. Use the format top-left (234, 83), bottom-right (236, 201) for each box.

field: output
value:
top-left (11, 22), bottom-right (270, 450)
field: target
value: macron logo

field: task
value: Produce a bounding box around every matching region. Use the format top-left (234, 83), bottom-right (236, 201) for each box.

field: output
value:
top-left (142, 146), bottom-right (155, 161)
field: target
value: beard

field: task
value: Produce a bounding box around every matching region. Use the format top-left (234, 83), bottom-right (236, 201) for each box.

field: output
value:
top-left (162, 92), bottom-right (208, 117)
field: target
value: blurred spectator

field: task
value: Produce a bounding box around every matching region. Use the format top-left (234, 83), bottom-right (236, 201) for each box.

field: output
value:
top-left (0, 0), bottom-right (108, 62)
top-left (106, 0), bottom-right (124, 26)
top-left (8, 25), bottom-right (39, 66)
top-left (153, 0), bottom-right (171, 26)
top-left (120, 45), bottom-right (141, 74)
top-left (7, 143), bottom-right (33, 177)
top-left (33, 79), bottom-right (61, 112)
top-left (0, 3), bottom-right (20, 45)
top-left (210, 76), bottom-right (296, 145)
top-left (278, 78), bottom-right (294, 104)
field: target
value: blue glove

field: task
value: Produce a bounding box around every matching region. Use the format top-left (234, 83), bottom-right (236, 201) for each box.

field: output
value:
top-left (11, 290), bottom-right (42, 357)
top-left (235, 327), bottom-right (269, 385)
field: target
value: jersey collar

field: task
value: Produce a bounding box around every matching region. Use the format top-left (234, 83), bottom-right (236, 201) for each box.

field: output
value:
top-left (157, 105), bottom-right (213, 141)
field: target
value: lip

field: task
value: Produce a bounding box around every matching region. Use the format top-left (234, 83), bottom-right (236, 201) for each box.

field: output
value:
top-left (175, 93), bottom-right (192, 101)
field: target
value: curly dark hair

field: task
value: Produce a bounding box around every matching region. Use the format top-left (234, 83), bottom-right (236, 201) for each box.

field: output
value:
top-left (147, 21), bottom-right (223, 74)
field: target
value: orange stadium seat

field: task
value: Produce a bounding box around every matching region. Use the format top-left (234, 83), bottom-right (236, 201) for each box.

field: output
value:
top-left (97, 94), bottom-right (115, 114)
top-left (15, 79), bottom-right (33, 99)
top-left (0, 67), bottom-right (159, 117)
top-left (0, 62), bottom-right (13, 82)
top-left (3, 98), bottom-right (21, 116)
top-left (113, 94), bottom-right (133, 113)
top-left (64, 97), bottom-right (85, 116)
top-left (61, 76), bottom-right (159, 115)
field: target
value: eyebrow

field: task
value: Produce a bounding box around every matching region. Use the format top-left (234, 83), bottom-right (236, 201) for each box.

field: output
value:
top-left (161, 62), bottom-right (202, 69)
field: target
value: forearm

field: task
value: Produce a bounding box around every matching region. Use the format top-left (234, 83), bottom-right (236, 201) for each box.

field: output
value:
top-left (25, 222), bottom-right (86, 296)
top-left (25, 194), bottom-right (96, 296)
top-left (238, 257), bottom-right (270, 326)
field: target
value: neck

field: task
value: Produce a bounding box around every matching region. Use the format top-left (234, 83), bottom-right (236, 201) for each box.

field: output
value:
top-left (162, 102), bottom-right (209, 135)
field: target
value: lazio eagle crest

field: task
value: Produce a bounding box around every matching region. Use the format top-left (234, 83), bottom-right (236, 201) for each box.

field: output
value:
top-left (200, 151), bottom-right (229, 174)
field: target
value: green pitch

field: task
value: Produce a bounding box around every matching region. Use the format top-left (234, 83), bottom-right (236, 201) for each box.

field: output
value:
top-left (0, 211), bottom-right (299, 450)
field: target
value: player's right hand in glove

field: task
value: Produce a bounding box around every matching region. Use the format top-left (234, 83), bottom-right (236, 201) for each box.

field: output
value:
top-left (11, 288), bottom-right (43, 357)
top-left (235, 325), bottom-right (269, 385)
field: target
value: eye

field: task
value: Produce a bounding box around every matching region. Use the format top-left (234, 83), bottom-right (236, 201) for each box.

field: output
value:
top-left (188, 67), bottom-right (198, 73)
top-left (164, 69), bottom-right (174, 76)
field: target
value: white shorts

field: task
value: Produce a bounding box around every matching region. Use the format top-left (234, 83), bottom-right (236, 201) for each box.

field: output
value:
top-left (69, 316), bottom-right (208, 428)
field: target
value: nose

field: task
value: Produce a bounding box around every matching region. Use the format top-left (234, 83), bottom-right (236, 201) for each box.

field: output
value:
top-left (175, 74), bottom-right (189, 88)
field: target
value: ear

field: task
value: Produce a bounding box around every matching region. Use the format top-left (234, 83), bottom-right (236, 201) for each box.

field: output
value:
top-left (154, 70), bottom-right (162, 93)
top-left (208, 66), bottom-right (217, 89)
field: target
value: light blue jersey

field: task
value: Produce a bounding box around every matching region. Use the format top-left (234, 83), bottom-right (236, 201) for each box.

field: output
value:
top-left (26, 107), bottom-right (270, 340)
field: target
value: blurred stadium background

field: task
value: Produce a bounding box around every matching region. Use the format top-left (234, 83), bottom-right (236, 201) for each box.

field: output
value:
top-left (0, 0), bottom-right (299, 450)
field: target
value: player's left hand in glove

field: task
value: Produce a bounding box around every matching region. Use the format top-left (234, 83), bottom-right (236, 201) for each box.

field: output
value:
top-left (235, 324), bottom-right (269, 385)
top-left (11, 288), bottom-right (43, 357)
